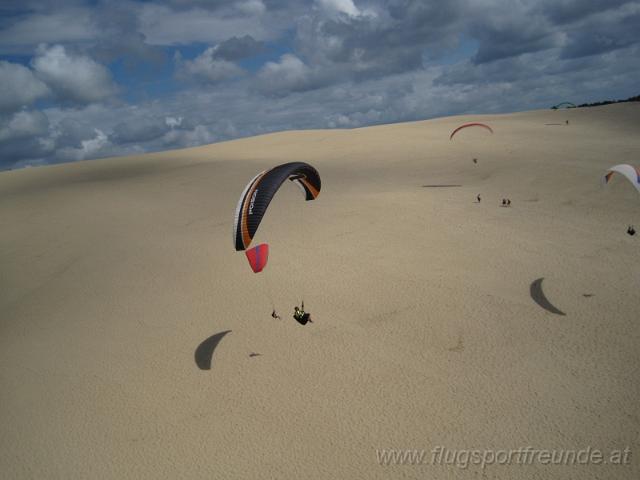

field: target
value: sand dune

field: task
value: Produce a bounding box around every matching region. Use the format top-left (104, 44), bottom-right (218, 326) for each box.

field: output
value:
top-left (1, 104), bottom-right (639, 479)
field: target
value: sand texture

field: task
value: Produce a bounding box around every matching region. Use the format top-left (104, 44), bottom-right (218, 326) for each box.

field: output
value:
top-left (1, 104), bottom-right (639, 479)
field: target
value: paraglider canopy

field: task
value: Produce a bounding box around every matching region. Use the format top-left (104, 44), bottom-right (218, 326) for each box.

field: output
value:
top-left (551, 102), bottom-right (576, 109)
top-left (602, 164), bottom-right (640, 194)
top-left (449, 122), bottom-right (493, 141)
top-left (233, 162), bottom-right (321, 251)
top-left (245, 243), bottom-right (269, 273)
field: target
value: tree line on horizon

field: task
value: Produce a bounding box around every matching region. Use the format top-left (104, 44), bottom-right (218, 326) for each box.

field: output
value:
top-left (552, 94), bottom-right (640, 109)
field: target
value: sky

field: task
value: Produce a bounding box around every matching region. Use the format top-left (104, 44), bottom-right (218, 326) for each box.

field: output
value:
top-left (1, 0), bottom-right (639, 170)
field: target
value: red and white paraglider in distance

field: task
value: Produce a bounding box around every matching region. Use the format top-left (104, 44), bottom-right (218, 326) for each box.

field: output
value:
top-left (449, 122), bottom-right (493, 141)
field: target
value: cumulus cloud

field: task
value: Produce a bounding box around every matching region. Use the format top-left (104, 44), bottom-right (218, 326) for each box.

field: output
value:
top-left (236, 0), bottom-right (267, 16)
top-left (176, 49), bottom-right (245, 84)
top-left (111, 115), bottom-right (172, 144)
top-left (165, 116), bottom-right (183, 128)
top-left (139, 3), bottom-right (274, 45)
top-left (31, 44), bottom-right (118, 104)
top-left (89, 2), bottom-right (166, 66)
top-left (255, 54), bottom-right (317, 95)
top-left (161, 123), bottom-right (217, 148)
top-left (0, 110), bottom-right (52, 169)
top-left (317, 0), bottom-right (362, 18)
top-left (0, 61), bottom-right (50, 112)
top-left (293, 0), bottom-right (460, 86)
top-left (55, 128), bottom-right (113, 162)
top-left (0, 8), bottom-right (96, 55)
top-left (0, 109), bottom-right (49, 142)
top-left (1, 0), bottom-right (640, 170)
top-left (176, 35), bottom-right (264, 83)
top-left (212, 35), bottom-right (265, 61)
top-left (52, 116), bottom-right (101, 149)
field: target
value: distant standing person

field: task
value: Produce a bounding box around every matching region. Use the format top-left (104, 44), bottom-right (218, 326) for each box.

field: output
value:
top-left (476, 194), bottom-right (481, 203)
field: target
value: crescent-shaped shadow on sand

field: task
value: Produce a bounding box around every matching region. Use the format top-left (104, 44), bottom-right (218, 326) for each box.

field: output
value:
top-left (195, 330), bottom-right (231, 370)
top-left (530, 278), bottom-right (566, 316)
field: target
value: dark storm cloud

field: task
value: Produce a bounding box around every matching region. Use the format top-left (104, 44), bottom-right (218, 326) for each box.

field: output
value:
top-left (535, 0), bottom-right (632, 24)
top-left (467, 0), bottom-right (640, 65)
top-left (469, 12), bottom-right (560, 64)
top-left (560, 4), bottom-right (640, 59)
top-left (435, 0), bottom-right (640, 86)
top-left (434, 56), bottom-right (532, 87)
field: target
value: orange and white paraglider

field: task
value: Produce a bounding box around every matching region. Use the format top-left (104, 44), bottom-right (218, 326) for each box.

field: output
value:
top-left (233, 162), bottom-right (321, 252)
top-left (232, 162), bottom-right (322, 319)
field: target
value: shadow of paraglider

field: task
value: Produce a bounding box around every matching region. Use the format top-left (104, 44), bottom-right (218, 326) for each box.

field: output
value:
top-left (421, 184), bottom-right (463, 188)
top-left (195, 330), bottom-right (231, 370)
top-left (530, 278), bottom-right (566, 316)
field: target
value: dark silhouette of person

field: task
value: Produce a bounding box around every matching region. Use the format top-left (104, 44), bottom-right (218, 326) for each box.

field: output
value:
top-left (473, 158), bottom-right (478, 164)
top-left (293, 302), bottom-right (312, 325)
top-left (507, 199), bottom-right (511, 206)
top-left (502, 199), bottom-right (506, 206)
top-left (476, 194), bottom-right (481, 203)
top-left (271, 310), bottom-right (281, 320)
top-left (627, 225), bottom-right (636, 236)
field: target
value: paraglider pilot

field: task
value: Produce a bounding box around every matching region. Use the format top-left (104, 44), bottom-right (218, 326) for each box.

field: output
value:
top-left (293, 301), bottom-right (313, 325)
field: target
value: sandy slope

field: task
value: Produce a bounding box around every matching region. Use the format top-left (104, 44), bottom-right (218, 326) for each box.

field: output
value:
top-left (1, 104), bottom-right (639, 479)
